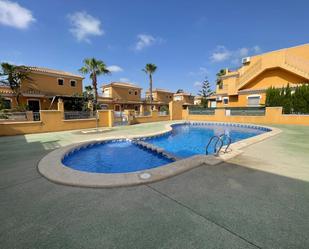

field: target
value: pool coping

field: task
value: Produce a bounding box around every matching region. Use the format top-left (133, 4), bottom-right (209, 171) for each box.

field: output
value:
top-left (37, 121), bottom-right (281, 188)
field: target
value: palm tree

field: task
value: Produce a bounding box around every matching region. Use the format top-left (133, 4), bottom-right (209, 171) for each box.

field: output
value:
top-left (0, 63), bottom-right (31, 106)
top-left (143, 63), bottom-right (157, 104)
top-left (79, 58), bottom-right (110, 104)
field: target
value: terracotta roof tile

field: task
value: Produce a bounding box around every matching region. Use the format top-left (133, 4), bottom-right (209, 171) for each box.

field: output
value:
top-left (28, 66), bottom-right (83, 78)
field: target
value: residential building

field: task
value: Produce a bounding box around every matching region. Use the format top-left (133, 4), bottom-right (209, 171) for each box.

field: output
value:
top-left (173, 92), bottom-right (195, 106)
top-left (145, 88), bottom-right (174, 110)
top-left (214, 43), bottom-right (309, 107)
top-left (0, 66), bottom-right (83, 112)
top-left (99, 82), bottom-right (143, 111)
top-left (194, 96), bottom-right (203, 105)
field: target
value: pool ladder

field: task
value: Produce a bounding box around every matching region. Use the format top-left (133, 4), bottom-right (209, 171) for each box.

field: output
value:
top-left (205, 134), bottom-right (232, 156)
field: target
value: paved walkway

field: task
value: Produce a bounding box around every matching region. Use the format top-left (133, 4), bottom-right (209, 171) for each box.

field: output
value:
top-left (1, 122), bottom-right (309, 249)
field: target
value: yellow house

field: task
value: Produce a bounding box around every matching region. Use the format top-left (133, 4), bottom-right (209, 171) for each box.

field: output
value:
top-left (145, 88), bottom-right (174, 111)
top-left (0, 66), bottom-right (83, 111)
top-left (194, 96), bottom-right (203, 105)
top-left (215, 43), bottom-right (309, 107)
top-left (99, 82), bottom-right (143, 111)
top-left (173, 92), bottom-right (195, 106)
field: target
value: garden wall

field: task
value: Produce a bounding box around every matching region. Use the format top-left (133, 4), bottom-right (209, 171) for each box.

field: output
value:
top-left (183, 107), bottom-right (309, 126)
top-left (0, 110), bottom-right (113, 136)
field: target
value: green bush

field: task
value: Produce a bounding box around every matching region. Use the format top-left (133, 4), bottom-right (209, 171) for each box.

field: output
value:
top-left (266, 84), bottom-right (309, 114)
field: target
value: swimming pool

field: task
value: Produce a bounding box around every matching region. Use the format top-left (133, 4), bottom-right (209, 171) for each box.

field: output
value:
top-left (62, 122), bottom-right (270, 174)
top-left (62, 140), bottom-right (173, 173)
top-left (144, 123), bottom-right (268, 158)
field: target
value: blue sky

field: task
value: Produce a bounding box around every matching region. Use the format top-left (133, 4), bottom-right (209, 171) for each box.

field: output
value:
top-left (0, 0), bottom-right (309, 95)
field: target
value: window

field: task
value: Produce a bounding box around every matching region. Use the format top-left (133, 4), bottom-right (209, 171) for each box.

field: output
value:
top-left (134, 90), bottom-right (138, 95)
top-left (70, 80), bottom-right (76, 87)
top-left (102, 88), bottom-right (110, 97)
top-left (247, 95), bottom-right (260, 106)
top-left (129, 90), bottom-right (132, 95)
top-left (174, 96), bottom-right (182, 101)
top-left (58, 79), bottom-right (64, 86)
top-left (223, 97), bottom-right (229, 105)
top-left (3, 99), bottom-right (11, 109)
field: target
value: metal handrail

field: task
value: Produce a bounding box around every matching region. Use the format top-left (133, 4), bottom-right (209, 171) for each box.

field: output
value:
top-left (206, 135), bottom-right (222, 156)
top-left (205, 134), bottom-right (232, 156)
top-left (219, 134), bottom-right (232, 153)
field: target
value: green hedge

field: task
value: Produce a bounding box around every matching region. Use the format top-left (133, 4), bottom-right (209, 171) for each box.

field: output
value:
top-left (266, 84), bottom-right (309, 114)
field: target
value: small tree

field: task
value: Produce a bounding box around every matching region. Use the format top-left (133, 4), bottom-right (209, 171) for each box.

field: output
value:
top-left (79, 58), bottom-right (110, 104)
top-left (198, 77), bottom-right (214, 107)
top-left (0, 63), bottom-right (32, 107)
top-left (142, 63), bottom-right (157, 104)
top-left (282, 84), bottom-right (292, 114)
top-left (84, 85), bottom-right (94, 100)
top-left (216, 69), bottom-right (226, 89)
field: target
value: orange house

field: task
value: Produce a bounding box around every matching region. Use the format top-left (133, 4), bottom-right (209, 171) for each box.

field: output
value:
top-left (145, 88), bottom-right (174, 110)
top-left (214, 43), bottom-right (309, 107)
top-left (99, 82), bottom-right (143, 111)
top-left (173, 92), bottom-right (195, 106)
top-left (0, 66), bottom-right (83, 111)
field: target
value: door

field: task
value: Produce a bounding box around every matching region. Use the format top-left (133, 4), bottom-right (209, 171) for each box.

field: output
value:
top-left (28, 100), bottom-right (40, 121)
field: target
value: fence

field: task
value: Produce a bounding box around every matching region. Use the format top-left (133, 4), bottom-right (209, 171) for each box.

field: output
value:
top-left (134, 111), bottom-right (152, 117)
top-left (0, 112), bottom-right (28, 121)
top-left (113, 111), bottom-right (128, 126)
top-left (64, 111), bottom-right (93, 120)
top-left (227, 107), bottom-right (265, 116)
top-left (188, 107), bottom-right (215, 115)
top-left (183, 107), bottom-right (309, 126)
top-left (0, 110), bottom-right (113, 136)
top-left (158, 111), bottom-right (169, 116)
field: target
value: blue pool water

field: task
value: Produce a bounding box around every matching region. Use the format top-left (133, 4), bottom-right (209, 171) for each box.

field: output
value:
top-left (145, 123), bottom-right (267, 158)
top-left (62, 123), bottom-right (269, 173)
top-left (62, 141), bottom-right (173, 173)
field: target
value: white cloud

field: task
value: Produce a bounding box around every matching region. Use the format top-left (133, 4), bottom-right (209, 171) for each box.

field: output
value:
top-left (210, 45), bottom-right (232, 62)
top-left (238, 47), bottom-right (249, 57)
top-left (194, 81), bottom-right (203, 87)
top-left (189, 67), bottom-right (208, 76)
top-left (119, 77), bottom-right (129, 82)
top-left (107, 65), bottom-right (123, 73)
top-left (134, 34), bottom-right (163, 51)
top-left (210, 45), bottom-right (261, 64)
top-left (68, 11), bottom-right (103, 42)
top-left (0, 0), bottom-right (35, 29)
top-left (253, 45), bottom-right (261, 53)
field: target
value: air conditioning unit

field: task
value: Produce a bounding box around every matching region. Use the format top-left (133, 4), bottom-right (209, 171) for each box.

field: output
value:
top-left (242, 57), bottom-right (251, 64)
top-left (216, 96), bottom-right (222, 101)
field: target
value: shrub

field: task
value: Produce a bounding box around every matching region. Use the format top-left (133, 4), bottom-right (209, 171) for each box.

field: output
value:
top-left (266, 83), bottom-right (309, 114)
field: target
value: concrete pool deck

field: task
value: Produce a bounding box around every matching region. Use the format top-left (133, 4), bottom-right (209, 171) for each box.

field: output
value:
top-left (37, 122), bottom-right (280, 187)
top-left (1, 121), bottom-right (309, 248)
